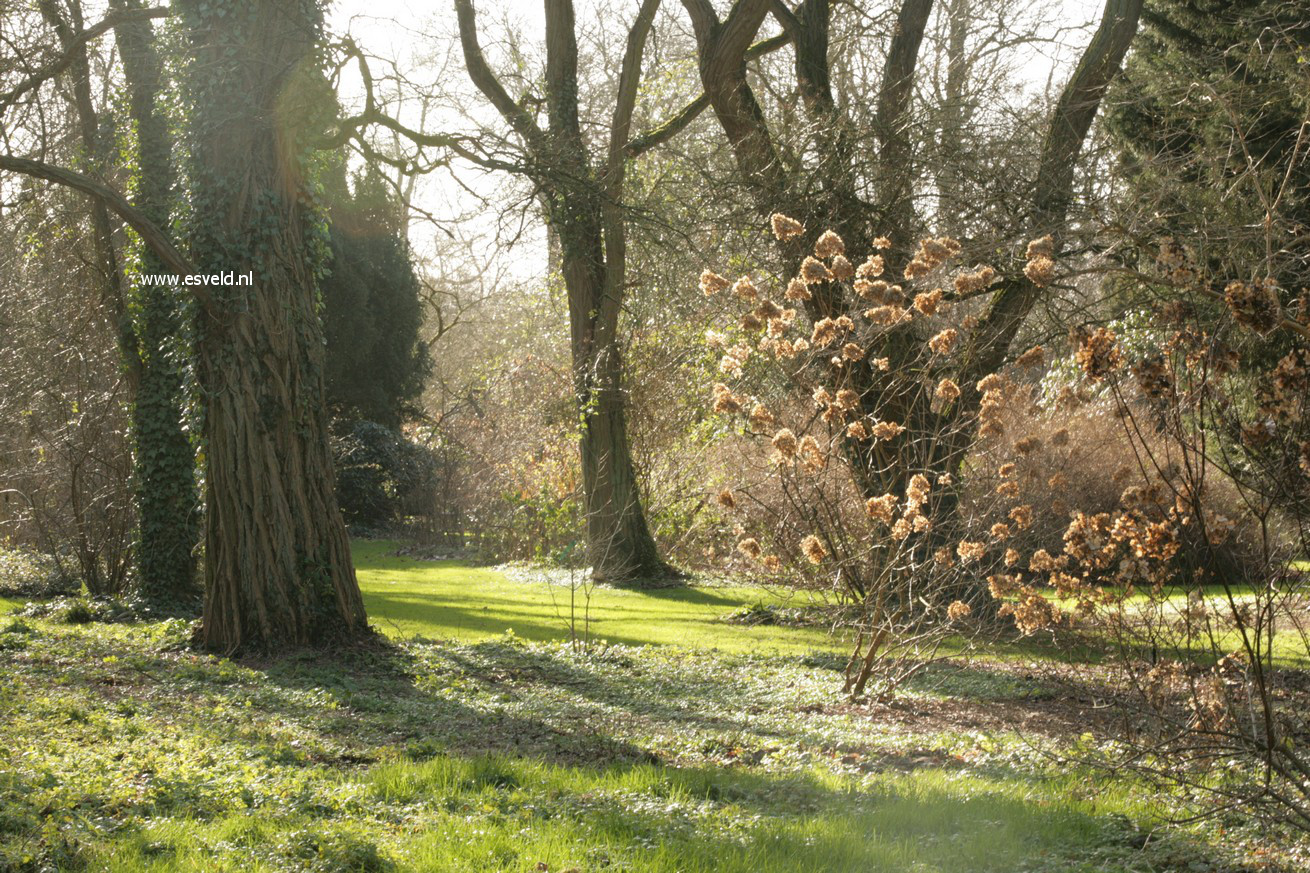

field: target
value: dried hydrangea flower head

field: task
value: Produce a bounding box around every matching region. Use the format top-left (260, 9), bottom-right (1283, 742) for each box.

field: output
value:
top-left (830, 254), bottom-right (855, 281)
top-left (770, 213), bottom-right (805, 241)
top-left (800, 535), bottom-right (827, 564)
top-left (954, 265), bottom-right (995, 295)
top-left (904, 236), bottom-right (962, 280)
top-left (914, 288), bottom-right (943, 316)
top-left (956, 540), bottom-right (986, 562)
top-left (711, 383), bottom-right (742, 414)
top-left (947, 600), bottom-right (972, 621)
top-left (1076, 327), bottom-right (1122, 381)
top-left (700, 269), bottom-right (730, 296)
top-left (865, 493), bottom-right (897, 524)
top-left (801, 256), bottom-right (834, 284)
top-left (857, 254), bottom-right (885, 278)
top-left (1015, 345), bottom-right (1044, 368)
top-left (1224, 278), bottom-right (1282, 335)
top-left (928, 328), bottom-right (958, 355)
top-left (732, 275), bottom-right (760, 301)
top-left (748, 403), bottom-right (775, 429)
top-left (814, 230), bottom-right (845, 259)
top-left (770, 428), bottom-right (799, 462)
top-left (935, 378), bottom-right (961, 402)
top-left (1023, 236), bottom-right (1056, 287)
top-left (784, 277), bottom-right (812, 301)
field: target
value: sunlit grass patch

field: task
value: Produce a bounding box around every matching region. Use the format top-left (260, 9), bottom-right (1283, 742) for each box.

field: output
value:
top-left (354, 539), bottom-right (843, 655)
top-left (82, 750), bottom-right (1161, 872)
top-left (0, 600), bottom-right (1290, 871)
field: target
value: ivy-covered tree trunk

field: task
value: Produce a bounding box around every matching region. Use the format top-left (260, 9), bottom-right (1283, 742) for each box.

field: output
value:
top-left (112, 0), bottom-right (200, 604)
top-left (178, 0), bottom-right (368, 651)
top-left (37, 0), bottom-right (199, 603)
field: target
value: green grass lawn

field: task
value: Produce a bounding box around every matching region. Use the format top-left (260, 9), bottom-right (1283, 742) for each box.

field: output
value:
top-left (0, 615), bottom-right (1268, 872)
top-left (0, 595), bottom-right (17, 615)
top-left (354, 540), bottom-right (845, 655)
top-left (0, 544), bottom-right (1302, 870)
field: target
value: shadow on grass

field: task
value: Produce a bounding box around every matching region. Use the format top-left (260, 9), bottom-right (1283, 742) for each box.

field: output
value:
top-left (1, 624), bottom-right (1254, 873)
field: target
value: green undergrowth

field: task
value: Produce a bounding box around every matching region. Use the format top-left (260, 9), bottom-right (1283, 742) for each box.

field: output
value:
top-left (0, 612), bottom-right (1297, 872)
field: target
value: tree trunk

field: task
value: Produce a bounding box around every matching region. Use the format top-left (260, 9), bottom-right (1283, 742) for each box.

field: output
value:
top-left (457, 0), bottom-right (673, 585)
top-left (112, 0), bottom-right (200, 604)
top-left (178, 0), bottom-right (368, 652)
top-left (39, 0), bottom-right (199, 603)
top-left (563, 240), bottom-right (669, 583)
top-left (553, 179), bottom-right (670, 585)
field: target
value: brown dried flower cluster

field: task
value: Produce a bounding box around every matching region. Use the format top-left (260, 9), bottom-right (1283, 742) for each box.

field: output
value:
top-left (732, 275), bottom-right (760, 302)
top-left (771, 428), bottom-right (798, 460)
top-left (871, 420), bottom-right (906, 440)
top-left (1224, 278), bottom-right (1282, 335)
top-left (865, 493), bottom-right (898, 524)
top-left (1023, 236), bottom-right (1056, 287)
top-left (864, 305), bottom-right (910, 327)
top-left (1076, 328), bottom-right (1123, 382)
top-left (719, 341), bottom-right (752, 377)
top-left (998, 587), bottom-right (1062, 635)
top-left (700, 270), bottom-right (730, 296)
top-left (935, 378), bottom-right (961, 403)
top-left (946, 600), bottom-right (972, 621)
top-left (1133, 355), bottom-right (1173, 400)
top-left (748, 403), bottom-right (775, 430)
top-left (814, 230), bottom-right (845, 258)
top-left (976, 373), bottom-right (1007, 438)
top-left (904, 237), bottom-right (962, 280)
top-left (712, 383), bottom-right (742, 414)
top-left (953, 265), bottom-right (995, 295)
top-left (771, 213), bottom-right (805, 241)
top-left (928, 328), bottom-right (958, 355)
top-left (811, 316), bottom-right (853, 346)
top-left (784, 277), bottom-right (811, 302)
top-left (801, 256), bottom-right (834, 284)
top-left (1015, 345), bottom-right (1044, 368)
top-left (831, 255), bottom-right (855, 281)
top-left (799, 535), bottom-right (827, 564)
top-left (857, 255), bottom-right (885, 278)
top-left (956, 540), bottom-right (986, 562)
top-left (913, 288), bottom-right (943, 316)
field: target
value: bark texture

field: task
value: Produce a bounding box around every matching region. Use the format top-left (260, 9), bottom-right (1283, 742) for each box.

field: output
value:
top-left (112, 0), bottom-right (201, 603)
top-left (179, 0), bottom-right (368, 651)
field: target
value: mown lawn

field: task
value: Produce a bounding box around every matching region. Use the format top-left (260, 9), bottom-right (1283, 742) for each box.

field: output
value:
top-left (354, 540), bottom-right (844, 655)
top-left (0, 543), bottom-right (1303, 871)
top-left (0, 614), bottom-right (1273, 872)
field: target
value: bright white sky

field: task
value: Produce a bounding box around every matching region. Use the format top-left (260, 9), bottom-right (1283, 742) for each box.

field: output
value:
top-left (324, 0), bottom-right (1107, 281)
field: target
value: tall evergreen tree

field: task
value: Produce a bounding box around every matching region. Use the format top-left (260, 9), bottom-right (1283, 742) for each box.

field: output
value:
top-left (1107, 0), bottom-right (1310, 289)
top-left (320, 162), bottom-right (429, 428)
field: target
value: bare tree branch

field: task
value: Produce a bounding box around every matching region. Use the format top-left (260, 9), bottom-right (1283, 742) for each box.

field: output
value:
top-left (0, 5), bottom-right (168, 110)
top-left (0, 155), bottom-right (210, 313)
